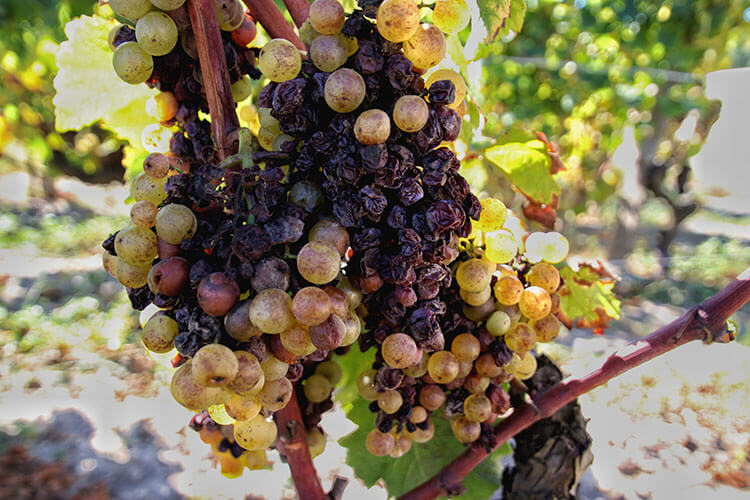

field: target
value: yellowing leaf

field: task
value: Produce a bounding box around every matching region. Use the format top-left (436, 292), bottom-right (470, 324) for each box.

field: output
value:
top-left (53, 15), bottom-right (157, 146)
top-left (558, 263), bottom-right (621, 334)
top-left (475, 0), bottom-right (526, 42)
top-left (485, 141), bottom-right (561, 205)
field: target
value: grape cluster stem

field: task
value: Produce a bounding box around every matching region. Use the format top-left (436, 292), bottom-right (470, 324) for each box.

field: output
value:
top-left (241, 0), bottom-right (305, 49)
top-left (187, 0), bottom-right (240, 159)
top-left (398, 266), bottom-right (750, 500)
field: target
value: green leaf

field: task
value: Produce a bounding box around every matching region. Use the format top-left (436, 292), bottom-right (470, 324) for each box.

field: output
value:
top-left (53, 15), bottom-right (157, 146)
top-left (484, 140), bottom-right (561, 205)
top-left (475, 0), bottom-right (525, 42)
top-left (335, 348), bottom-right (510, 499)
top-left (559, 263), bottom-right (622, 333)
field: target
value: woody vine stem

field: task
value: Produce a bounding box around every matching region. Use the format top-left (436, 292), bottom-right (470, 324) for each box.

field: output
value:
top-left (186, 1), bottom-right (750, 499)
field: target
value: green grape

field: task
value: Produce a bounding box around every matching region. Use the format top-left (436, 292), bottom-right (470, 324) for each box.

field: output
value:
top-left (324, 68), bottom-right (366, 114)
top-left (427, 350), bottom-right (459, 384)
top-left (455, 258), bottom-right (493, 293)
top-left (232, 75), bottom-right (252, 102)
top-left (141, 312), bottom-right (178, 353)
top-left (376, 0), bottom-right (420, 43)
top-left (402, 24), bottom-right (446, 71)
top-left (132, 172), bottom-right (167, 205)
top-left (143, 152), bottom-right (170, 178)
top-left (146, 91), bottom-right (178, 122)
top-left (280, 323), bottom-right (316, 356)
top-left (297, 241), bottom-right (341, 284)
top-left (116, 259), bottom-right (150, 288)
top-left (514, 352), bottom-right (537, 380)
top-left (377, 389), bottom-right (403, 414)
top-left (130, 200), bottom-right (158, 228)
top-left (451, 416), bottom-right (480, 443)
top-left (354, 109), bottom-right (391, 145)
top-left (532, 314), bottom-right (560, 343)
top-left (225, 393), bottom-right (261, 421)
top-left (366, 429), bottom-right (395, 456)
top-left (215, 0), bottom-right (244, 31)
top-left (459, 285), bottom-right (491, 306)
top-left (257, 377), bottom-right (293, 411)
top-left (393, 95), bottom-right (429, 132)
top-left (102, 252), bottom-right (118, 278)
top-left (249, 288), bottom-right (294, 334)
top-left (309, 35), bottom-right (348, 73)
top-left (309, 219), bottom-right (350, 256)
top-left (261, 355), bottom-right (289, 381)
top-left (113, 41), bottom-right (154, 85)
top-left (410, 406), bottom-right (427, 424)
top-left (151, 0), bottom-right (185, 9)
top-left (340, 311), bottom-right (361, 346)
top-left (303, 374), bottom-right (332, 403)
top-left (192, 344), bottom-right (239, 387)
top-left (462, 297), bottom-right (495, 322)
top-left (450, 333), bottom-right (480, 362)
top-left (308, 0), bottom-right (345, 35)
top-left (432, 0), bottom-right (471, 34)
top-left (463, 373), bottom-right (489, 394)
top-left (486, 311), bottom-right (511, 336)
top-left (110, 0), bottom-right (152, 21)
top-left (136, 12), bottom-right (178, 56)
top-left (474, 352), bottom-right (502, 378)
top-left (493, 275), bottom-right (524, 305)
top-left (155, 204), bottom-right (197, 245)
top-left (258, 38), bottom-right (301, 82)
top-left (307, 427), bottom-right (326, 458)
top-left (299, 19), bottom-right (321, 45)
top-left (258, 107), bottom-right (279, 129)
top-left (315, 360), bottom-right (342, 385)
top-left (403, 351), bottom-right (429, 378)
top-left (292, 287), bottom-right (332, 326)
top-left (485, 229), bottom-right (517, 264)
top-left (357, 369), bottom-right (379, 401)
top-left (227, 351), bottom-right (263, 394)
top-left (425, 69), bottom-right (467, 107)
top-left (525, 231), bottom-right (569, 264)
top-left (526, 262), bottom-right (560, 293)
top-left (382, 333), bottom-right (419, 368)
top-left (257, 125), bottom-right (278, 151)
top-left (115, 225), bottom-right (158, 265)
top-left (224, 301), bottom-right (262, 342)
top-left (475, 198), bottom-right (508, 232)
top-left (411, 420), bottom-right (435, 443)
top-left (141, 123), bottom-right (171, 153)
top-left (170, 361), bottom-right (228, 411)
top-left (234, 415), bottom-right (277, 450)
top-left (518, 286), bottom-right (552, 320)
top-left (338, 276), bottom-right (363, 310)
top-left (463, 393), bottom-right (492, 423)
top-left (505, 323), bottom-right (537, 354)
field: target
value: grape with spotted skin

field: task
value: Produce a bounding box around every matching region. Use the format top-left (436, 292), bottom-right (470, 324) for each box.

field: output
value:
top-left (136, 12), bottom-right (178, 56)
top-left (234, 415), bottom-right (277, 451)
top-left (324, 68), bottom-right (366, 114)
top-left (427, 351), bottom-right (459, 384)
top-left (113, 42), bottom-right (154, 85)
top-left (376, 0), bottom-right (421, 43)
top-left (366, 429), bottom-right (395, 456)
top-left (308, 0), bottom-right (345, 35)
top-left (354, 109), bottom-right (391, 145)
top-left (393, 95), bottom-right (429, 133)
top-left (258, 39), bottom-right (301, 82)
top-left (403, 24), bottom-right (446, 71)
top-left (141, 312), bottom-right (178, 353)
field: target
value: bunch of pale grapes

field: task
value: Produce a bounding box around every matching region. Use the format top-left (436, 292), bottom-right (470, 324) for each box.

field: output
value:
top-left (109, 0), bottom-right (259, 162)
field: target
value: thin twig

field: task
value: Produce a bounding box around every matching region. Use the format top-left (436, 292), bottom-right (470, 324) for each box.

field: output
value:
top-left (242, 0), bottom-right (305, 49)
top-left (187, 0), bottom-right (240, 159)
top-left (399, 267), bottom-right (750, 500)
top-left (282, 0), bottom-right (311, 28)
top-left (274, 392), bottom-right (327, 500)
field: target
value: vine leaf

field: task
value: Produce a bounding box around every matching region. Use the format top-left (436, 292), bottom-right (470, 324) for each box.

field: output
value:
top-left (485, 139), bottom-right (561, 206)
top-left (335, 348), bottom-right (510, 499)
top-left (53, 15), bottom-right (156, 146)
top-left (474, 0), bottom-right (526, 42)
top-left (558, 261), bottom-right (622, 334)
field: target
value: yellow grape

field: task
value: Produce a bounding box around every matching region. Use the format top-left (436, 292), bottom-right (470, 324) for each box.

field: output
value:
top-left (141, 123), bottom-right (171, 153)
top-left (526, 262), bottom-right (560, 293)
top-left (402, 24), bottom-right (446, 71)
top-left (427, 350), bottom-right (459, 384)
top-left (450, 333), bottom-right (480, 362)
top-left (207, 403), bottom-right (236, 425)
top-left (518, 286), bottom-right (552, 320)
top-left (451, 416), bottom-right (480, 443)
top-left (474, 352), bottom-right (502, 378)
top-left (505, 323), bottom-right (536, 354)
top-left (463, 393), bottom-right (492, 423)
top-left (532, 314), bottom-right (561, 342)
top-left (366, 429), bottom-right (395, 456)
top-left (460, 285), bottom-right (492, 306)
top-left (132, 172), bottom-right (167, 205)
top-left (525, 231), bottom-right (569, 264)
top-left (455, 258), bottom-right (493, 293)
top-left (493, 275), bottom-right (524, 305)
top-left (258, 38), bottom-right (301, 82)
top-left (484, 229), bottom-right (517, 264)
top-left (475, 198), bottom-right (508, 232)
top-left (306, 428), bottom-right (326, 458)
top-left (432, 0), bottom-right (471, 34)
top-left (376, 0), bottom-right (421, 43)
top-left (233, 415), bottom-right (278, 450)
top-left (514, 352), bottom-right (537, 380)
top-left (425, 69), bottom-right (467, 108)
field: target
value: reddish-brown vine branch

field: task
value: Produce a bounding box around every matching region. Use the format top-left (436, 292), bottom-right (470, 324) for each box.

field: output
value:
top-left (187, 0), bottom-right (240, 159)
top-left (400, 267), bottom-right (750, 500)
top-left (282, 0), bottom-right (311, 28)
top-left (242, 0), bottom-right (305, 49)
top-left (274, 392), bottom-right (327, 500)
